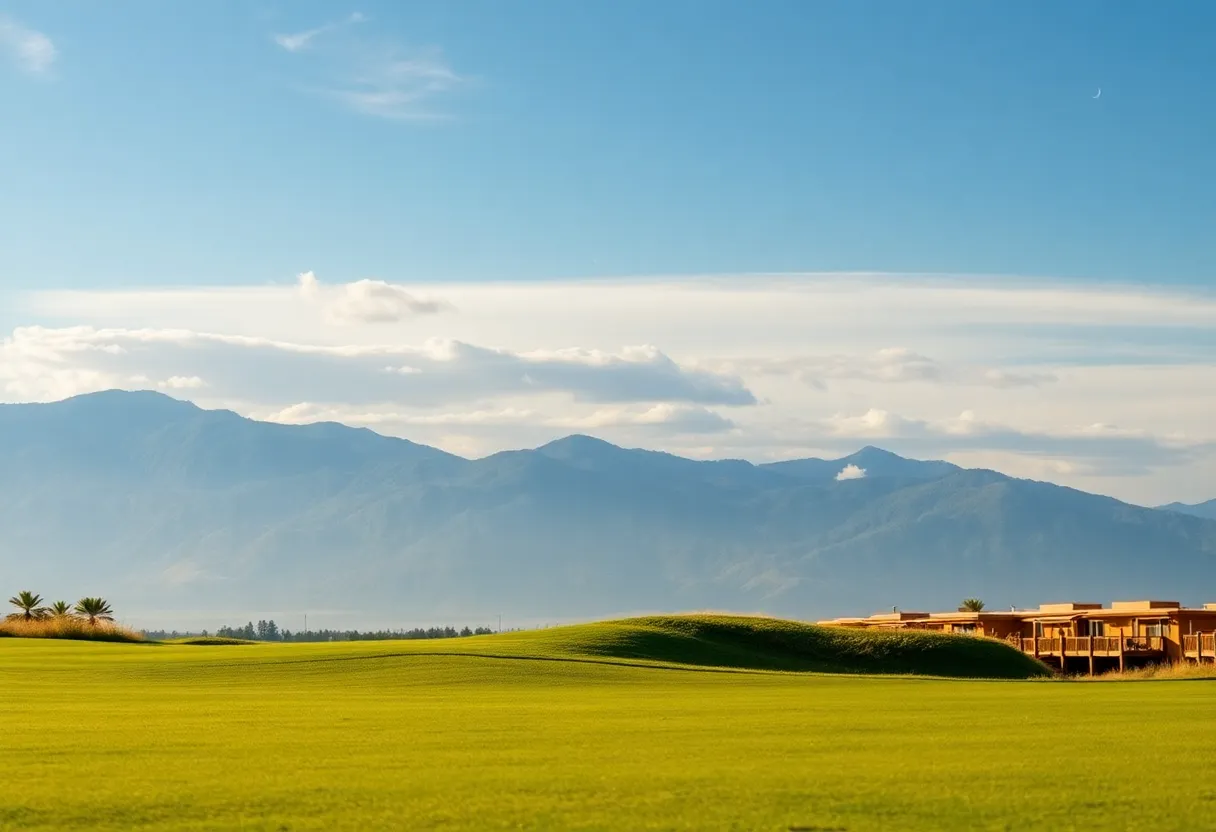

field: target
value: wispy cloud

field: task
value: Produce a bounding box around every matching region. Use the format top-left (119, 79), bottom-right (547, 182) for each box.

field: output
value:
top-left (331, 49), bottom-right (463, 121)
top-left (273, 12), bottom-right (365, 53)
top-left (0, 15), bottom-right (56, 76)
top-left (718, 348), bottom-right (1057, 390)
top-left (274, 14), bottom-right (464, 121)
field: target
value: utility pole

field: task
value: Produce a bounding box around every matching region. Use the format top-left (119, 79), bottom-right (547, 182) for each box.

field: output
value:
top-left (498, 614), bottom-right (502, 634)
top-left (304, 613), bottom-right (308, 636)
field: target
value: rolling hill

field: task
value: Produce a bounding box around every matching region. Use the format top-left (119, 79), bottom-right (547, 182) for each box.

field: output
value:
top-left (2, 390), bottom-right (1215, 625)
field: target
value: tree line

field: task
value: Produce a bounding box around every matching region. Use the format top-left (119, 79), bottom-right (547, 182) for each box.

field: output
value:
top-left (212, 620), bottom-right (497, 642)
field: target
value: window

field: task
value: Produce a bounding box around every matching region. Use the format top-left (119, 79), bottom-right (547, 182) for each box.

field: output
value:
top-left (954, 624), bottom-right (977, 634)
top-left (1143, 621), bottom-right (1166, 638)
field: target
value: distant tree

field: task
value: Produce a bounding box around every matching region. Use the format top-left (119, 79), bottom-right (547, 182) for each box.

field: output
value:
top-left (959, 598), bottom-right (986, 612)
top-left (49, 600), bottom-right (74, 618)
top-left (255, 620), bottom-right (280, 641)
top-left (7, 591), bottom-right (48, 622)
top-left (74, 597), bottom-right (115, 625)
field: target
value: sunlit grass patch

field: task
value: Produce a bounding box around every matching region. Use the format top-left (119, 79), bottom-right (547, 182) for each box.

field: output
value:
top-left (3, 622), bottom-right (1216, 831)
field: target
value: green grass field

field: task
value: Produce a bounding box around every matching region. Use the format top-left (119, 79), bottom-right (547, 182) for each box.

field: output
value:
top-left (4, 616), bottom-right (1215, 831)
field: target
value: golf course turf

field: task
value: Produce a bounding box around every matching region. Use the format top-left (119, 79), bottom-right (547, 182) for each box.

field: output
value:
top-left (4, 615), bottom-right (1214, 831)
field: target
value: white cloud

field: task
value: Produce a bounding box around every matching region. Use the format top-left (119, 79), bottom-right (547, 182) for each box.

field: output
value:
top-left (825, 409), bottom-right (914, 438)
top-left (0, 16), bottom-right (56, 76)
top-left (296, 270), bottom-right (321, 298)
top-left (158, 376), bottom-right (206, 390)
top-left (566, 404), bottom-right (735, 434)
top-left (296, 271), bottom-right (448, 323)
top-left (835, 464), bottom-right (866, 481)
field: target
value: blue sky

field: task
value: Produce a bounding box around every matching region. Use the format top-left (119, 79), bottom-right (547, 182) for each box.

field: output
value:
top-left (1, 2), bottom-right (1215, 505)
top-left (2, 0), bottom-right (1213, 290)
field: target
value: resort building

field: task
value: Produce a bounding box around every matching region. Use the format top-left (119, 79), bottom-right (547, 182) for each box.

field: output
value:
top-left (818, 601), bottom-right (1216, 674)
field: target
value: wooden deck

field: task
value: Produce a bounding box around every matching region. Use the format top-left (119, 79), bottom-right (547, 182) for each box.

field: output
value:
top-left (1006, 632), bottom-right (1167, 671)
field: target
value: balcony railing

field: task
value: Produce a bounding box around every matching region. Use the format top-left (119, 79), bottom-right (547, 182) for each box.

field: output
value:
top-left (1183, 634), bottom-right (1216, 656)
top-left (1018, 636), bottom-right (1163, 656)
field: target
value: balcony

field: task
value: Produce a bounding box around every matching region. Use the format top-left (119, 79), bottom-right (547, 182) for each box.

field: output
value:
top-left (1015, 635), bottom-right (1164, 657)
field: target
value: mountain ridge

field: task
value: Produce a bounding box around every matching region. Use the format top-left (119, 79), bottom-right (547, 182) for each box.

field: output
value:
top-left (1158, 499), bottom-right (1216, 521)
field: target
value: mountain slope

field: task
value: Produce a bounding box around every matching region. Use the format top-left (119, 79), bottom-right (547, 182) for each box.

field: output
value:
top-left (1, 391), bottom-right (1214, 624)
top-left (1158, 499), bottom-right (1216, 521)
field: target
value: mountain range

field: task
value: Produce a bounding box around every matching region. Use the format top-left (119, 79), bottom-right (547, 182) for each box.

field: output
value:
top-left (2, 390), bottom-right (1215, 627)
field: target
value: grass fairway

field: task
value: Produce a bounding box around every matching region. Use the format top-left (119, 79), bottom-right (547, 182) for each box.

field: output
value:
top-left (3, 619), bottom-right (1214, 831)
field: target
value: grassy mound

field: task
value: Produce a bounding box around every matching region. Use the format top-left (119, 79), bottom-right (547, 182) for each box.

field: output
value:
top-left (0, 617), bottom-right (144, 643)
top-left (530, 615), bottom-right (1051, 679)
top-left (168, 636), bottom-right (254, 645)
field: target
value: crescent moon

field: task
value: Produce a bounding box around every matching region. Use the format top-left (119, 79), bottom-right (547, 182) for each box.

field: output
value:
top-left (1093, 88), bottom-right (1101, 99)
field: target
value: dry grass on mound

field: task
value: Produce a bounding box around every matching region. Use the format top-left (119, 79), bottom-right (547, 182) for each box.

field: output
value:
top-left (0, 617), bottom-right (143, 643)
top-left (1081, 662), bottom-right (1216, 681)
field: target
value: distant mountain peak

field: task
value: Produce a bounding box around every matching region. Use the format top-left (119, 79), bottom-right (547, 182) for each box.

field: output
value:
top-left (542, 434), bottom-right (621, 451)
top-left (537, 434), bottom-right (628, 459)
top-left (58, 388), bottom-right (197, 408)
top-left (760, 446), bottom-right (960, 484)
top-left (845, 446), bottom-right (906, 461)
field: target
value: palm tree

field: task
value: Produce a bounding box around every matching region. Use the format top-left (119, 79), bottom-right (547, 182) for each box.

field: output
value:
top-left (959, 598), bottom-right (986, 612)
top-left (7, 591), bottom-right (48, 621)
top-left (49, 601), bottom-right (74, 618)
top-left (74, 597), bottom-right (114, 626)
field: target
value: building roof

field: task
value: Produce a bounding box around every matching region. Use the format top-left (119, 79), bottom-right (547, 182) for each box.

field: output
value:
top-left (819, 601), bottom-right (1216, 627)
top-left (1110, 600), bottom-right (1181, 611)
top-left (925, 611), bottom-right (1022, 621)
top-left (1036, 602), bottom-right (1103, 613)
top-left (861, 611), bottom-right (930, 622)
